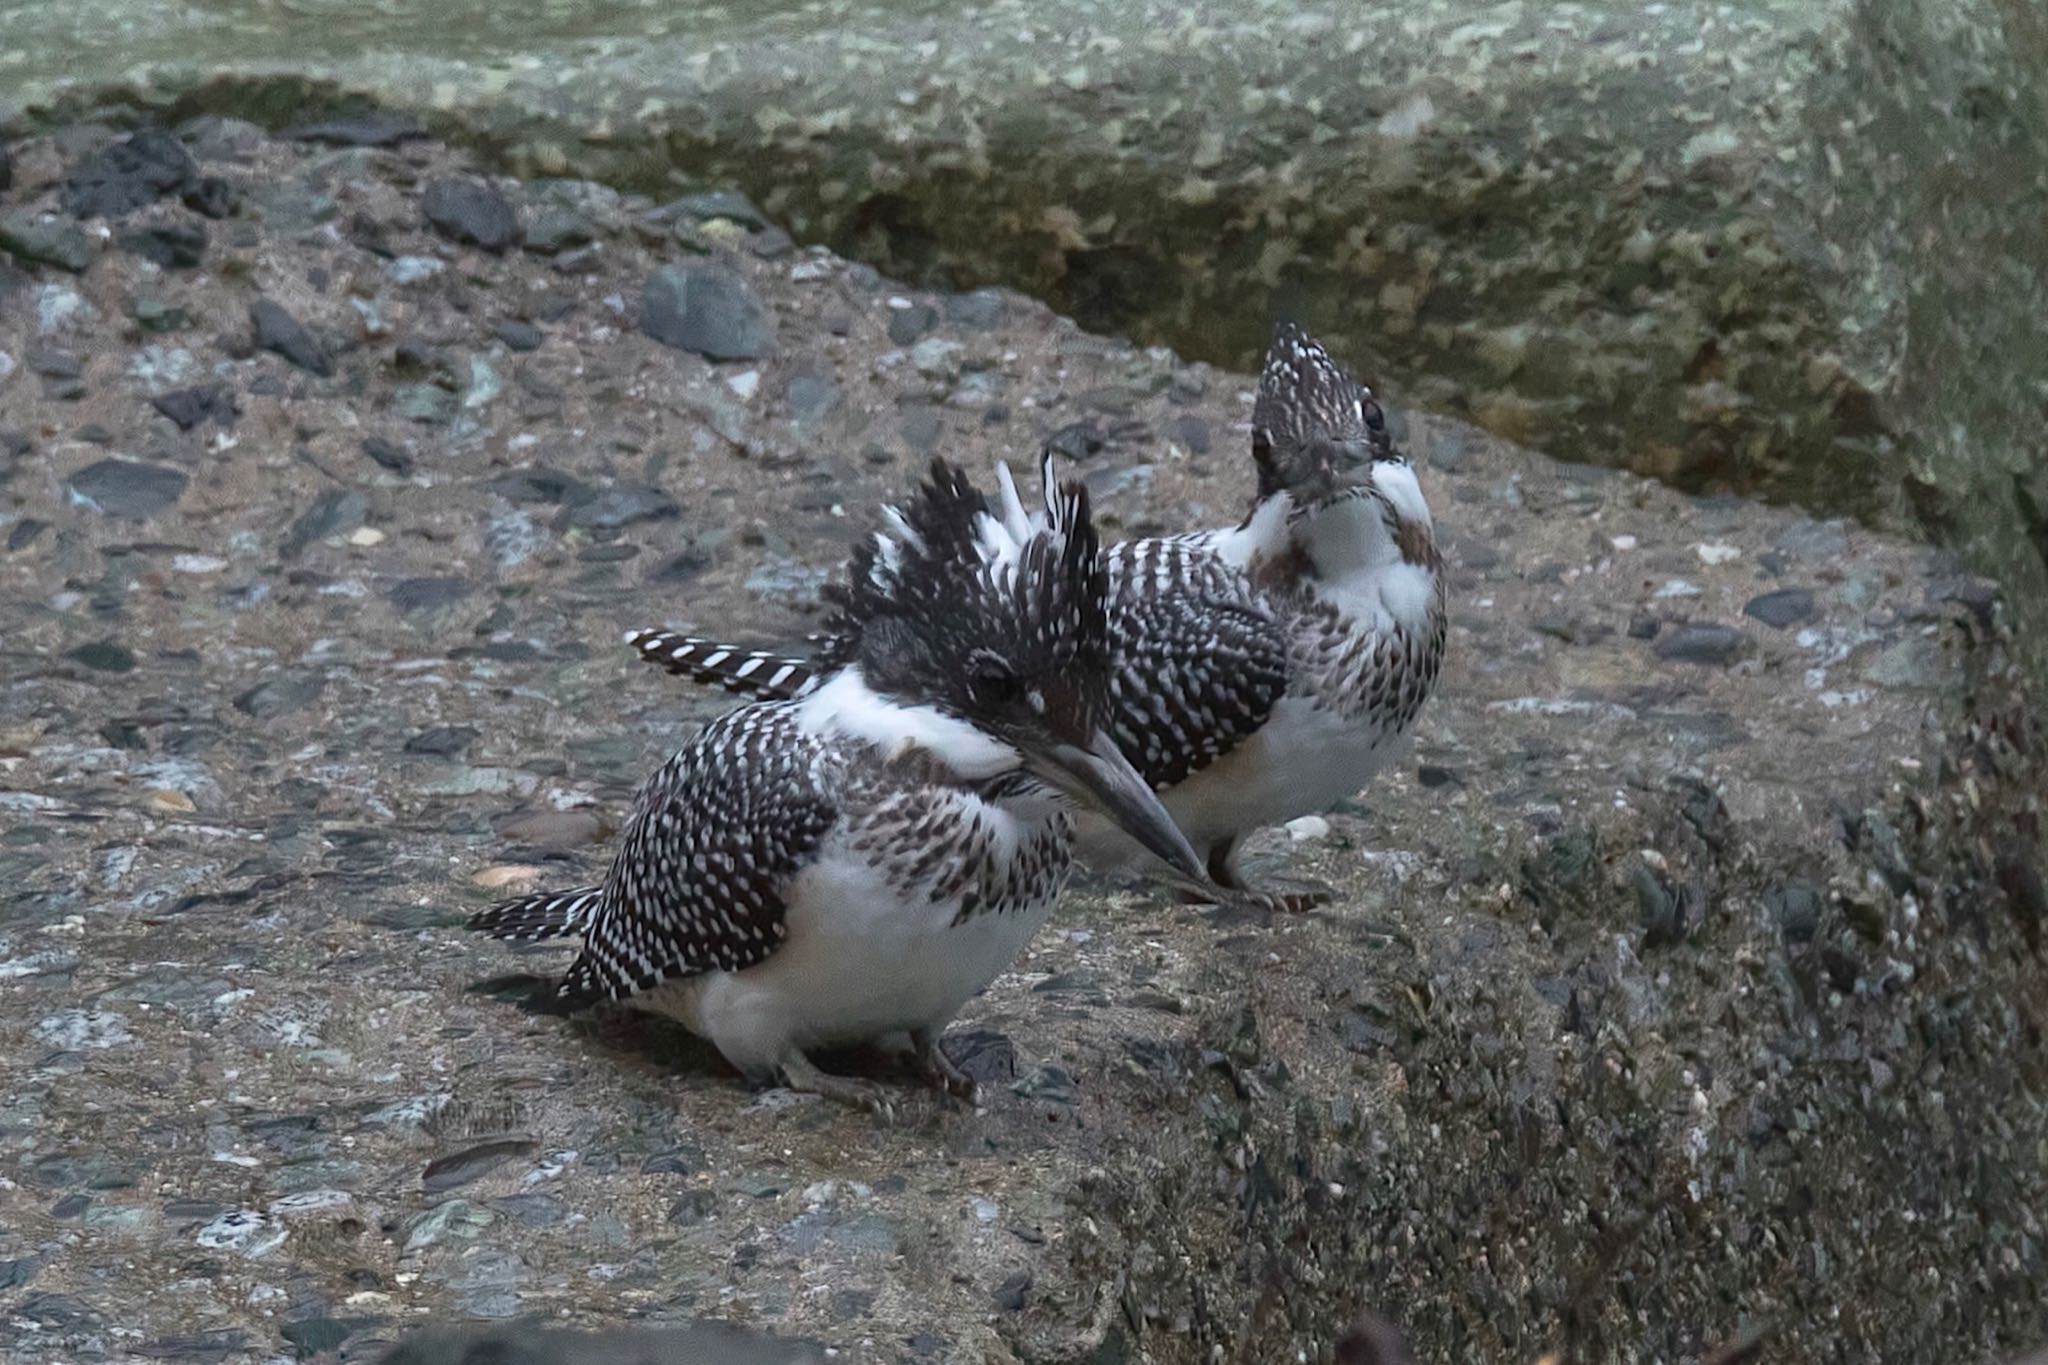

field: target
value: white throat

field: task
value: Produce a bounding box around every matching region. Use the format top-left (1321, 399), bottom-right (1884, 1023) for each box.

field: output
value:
top-left (795, 668), bottom-right (1018, 781)
top-left (1297, 477), bottom-right (1437, 635)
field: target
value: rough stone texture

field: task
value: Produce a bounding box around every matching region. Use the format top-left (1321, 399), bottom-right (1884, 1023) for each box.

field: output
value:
top-left (0, 130), bottom-right (2042, 1365)
top-left (2, 0), bottom-right (2045, 681)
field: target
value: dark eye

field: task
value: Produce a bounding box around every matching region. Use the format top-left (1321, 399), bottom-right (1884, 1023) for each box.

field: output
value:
top-left (1362, 400), bottom-right (1386, 434)
top-left (972, 667), bottom-right (1024, 706)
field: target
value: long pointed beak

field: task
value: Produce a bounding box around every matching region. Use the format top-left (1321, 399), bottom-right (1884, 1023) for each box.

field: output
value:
top-left (1025, 728), bottom-right (1208, 884)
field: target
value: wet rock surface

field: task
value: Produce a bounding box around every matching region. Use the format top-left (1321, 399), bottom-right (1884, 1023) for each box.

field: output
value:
top-left (0, 128), bottom-right (2042, 1364)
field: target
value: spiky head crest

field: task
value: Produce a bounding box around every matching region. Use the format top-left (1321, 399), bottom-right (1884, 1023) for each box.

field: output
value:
top-left (818, 456), bottom-right (1112, 735)
top-left (1251, 321), bottom-right (1405, 505)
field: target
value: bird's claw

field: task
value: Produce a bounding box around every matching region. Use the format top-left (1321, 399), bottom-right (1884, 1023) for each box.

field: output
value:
top-left (912, 1032), bottom-right (982, 1106)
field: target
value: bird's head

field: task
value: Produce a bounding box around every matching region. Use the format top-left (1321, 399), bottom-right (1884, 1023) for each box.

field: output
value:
top-left (1249, 321), bottom-right (1435, 566)
top-left (816, 455), bottom-right (1205, 882)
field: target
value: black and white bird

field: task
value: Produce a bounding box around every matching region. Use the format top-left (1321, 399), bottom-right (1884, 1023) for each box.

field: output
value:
top-left (469, 457), bottom-right (1206, 1112)
top-left (627, 323), bottom-right (1446, 911)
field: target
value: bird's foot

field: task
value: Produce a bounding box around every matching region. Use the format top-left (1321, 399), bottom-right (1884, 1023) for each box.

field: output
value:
top-left (1170, 876), bottom-right (1332, 916)
top-left (911, 1029), bottom-right (982, 1106)
top-left (778, 1052), bottom-right (896, 1120)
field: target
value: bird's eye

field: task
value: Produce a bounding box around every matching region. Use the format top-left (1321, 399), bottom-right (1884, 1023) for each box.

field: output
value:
top-left (971, 667), bottom-right (1024, 706)
top-left (1362, 400), bottom-right (1387, 434)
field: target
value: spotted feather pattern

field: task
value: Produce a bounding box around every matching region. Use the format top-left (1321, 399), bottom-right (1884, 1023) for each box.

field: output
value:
top-left (1099, 538), bottom-right (1290, 789)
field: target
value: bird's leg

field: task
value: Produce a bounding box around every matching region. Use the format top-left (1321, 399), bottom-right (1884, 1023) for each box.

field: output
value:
top-left (778, 1050), bottom-right (896, 1120)
top-left (1168, 837), bottom-right (1332, 915)
top-left (910, 1027), bottom-right (981, 1105)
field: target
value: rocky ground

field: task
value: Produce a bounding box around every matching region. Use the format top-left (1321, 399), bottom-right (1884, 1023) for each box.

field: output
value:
top-left (0, 124), bottom-right (2042, 1364)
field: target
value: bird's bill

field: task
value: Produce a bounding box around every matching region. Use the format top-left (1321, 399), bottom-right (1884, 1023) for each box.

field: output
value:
top-left (1026, 729), bottom-right (1208, 884)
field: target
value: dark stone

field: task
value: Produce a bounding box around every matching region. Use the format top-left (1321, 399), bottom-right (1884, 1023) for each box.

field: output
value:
top-left (642, 263), bottom-right (774, 360)
top-left (0, 212), bottom-right (93, 272)
top-left (282, 115), bottom-right (427, 147)
top-left (491, 468), bottom-right (587, 505)
top-left (67, 641), bottom-right (136, 673)
top-left (122, 220), bottom-right (209, 268)
top-left (522, 208), bottom-right (595, 255)
top-left (151, 385), bottom-right (234, 431)
top-left (488, 1193), bottom-right (566, 1226)
top-left (180, 175), bottom-right (235, 220)
top-left (68, 458), bottom-right (188, 519)
top-left (284, 490), bottom-right (370, 555)
top-left (422, 178), bottom-right (519, 252)
top-left (422, 1138), bottom-right (537, 1194)
top-left (61, 130), bottom-right (199, 219)
top-left (749, 225), bottom-right (795, 258)
top-left (1011, 1063), bottom-right (1076, 1103)
top-left (1626, 614), bottom-right (1662, 640)
top-left (250, 299), bottom-right (331, 376)
top-left (784, 370), bottom-right (839, 425)
top-left (992, 1270), bottom-right (1033, 1312)
top-left (0, 1256), bottom-right (39, 1291)
top-left (280, 1318), bottom-right (378, 1357)
top-left (135, 297), bottom-right (192, 332)
top-left (48, 1193), bottom-right (91, 1219)
top-left (1743, 587), bottom-right (1817, 630)
top-left (671, 189), bottom-right (770, 228)
top-left (564, 484), bottom-right (680, 531)
top-left (361, 436), bottom-right (414, 476)
top-left (887, 304), bottom-right (938, 345)
top-left (493, 319), bottom-right (542, 352)
top-left (8, 519), bottom-right (49, 552)
top-left (388, 576), bottom-right (472, 613)
top-left (650, 547), bottom-right (712, 583)
top-left (1167, 412), bottom-right (1212, 454)
top-left (130, 1331), bottom-right (248, 1362)
top-left (1766, 881), bottom-right (1823, 943)
top-left (28, 347), bottom-right (80, 377)
top-left (639, 1145), bottom-right (707, 1175)
top-left (944, 288), bottom-right (1005, 328)
top-left (0, 141), bottom-right (10, 193)
top-left (404, 726), bottom-right (477, 757)
top-left (667, 1188), bottom-right (719, 1225)
top-left (234, 675), bottom-right (325, 719)
top-left (1652, 623), bottom-right (1747, 666)
top-left (942, 1028), bottom-right (1016, 1087)
top-left (1415, 764), bottom-right (1462, 789)
top-left (1045, 420), bottom-right (1110, 461)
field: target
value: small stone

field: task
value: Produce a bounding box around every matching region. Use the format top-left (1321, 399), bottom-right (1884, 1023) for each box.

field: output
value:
top-left (422, 1139), bottom-right (537, 1194)
top-left (888, 303), bottom-right (938, 345)
top-left (384, 254), bottom-right (444, 285)
top-left (1861, 636), bottom-right (1945, 689)
top-left (134, 298), bottom-right (191, 333)
top-left (66, 641), bottom-right (136, 673)
top-left (402, 1199), bottom-right (495, 1253)
top-left (68, 458), bottom-right (188, 519)
top-left (61, 130), bottom-right (199, 218)
top-left (992, 1271), bottom-right (1033, 1312)
top-left (1766, 881), bottom-right (1823, 943)
top-left (497, 809), bottom-right (603, 847)
top-left (642, 263), bottom-right (774, 360)
top-left (910, 337), bottom-right (965, 380)
top-left (784, 370), bottom-right (839, 425)
top-left (725, 369), bottom-right (761, 400)
top-left (1694, 542), bottom-right (1742, 565)
top-left (1167, 413), bottom-right (1211, 454)
top-left (1626, 614), bottom-right (1661, 640)
top-left (234, 675), bottom-right (324, 718)
top-left (250, 299), bottom-right (330, 376)
top-left (0, 213), bottom-right (93, 272)
top-left (671, 189), bottom-right (770, 229)
top-left (33, 1009), bottom-right (134, 1050)
top-left (493, 319), bottom-right (541, 352)
top-left (1743, 587), bottom-right (1816, 630)
top-left (361, 435), bottom-right (414, 475)
top-left (405, 726), bottom-right (477, 757)
top-left (150, 384), bottom-right (233, 431)
top-left (1286, 815), bottom-right (1331, 843)
top-left (389, 576), bottom-right (471, 614)
top-left (120, 221), bottom-right (208, 269)
top-left (145, 789), bottom-right (197, 814)
top-left (944, 289), bottom-right (1005, 329)
top-left (523, 208), bottom-right (595, 255)
top-left (900, 406), bottom-right (942, 453)
top-left (284, 490), bottom-right (370, 555)
top-left (566, 484), bottom-right (679, 530)
top-left (394, 383), bottom-right (456, 423)
top-left (1653, 624), bottom-right (1746, 666)
top-left (422, 178), bottom-right (519, 252)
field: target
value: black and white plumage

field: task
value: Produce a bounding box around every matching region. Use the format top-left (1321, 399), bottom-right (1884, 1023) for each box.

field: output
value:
top-left (622, 323), bottom-right (1447, 909)
top-left (469, 457), bottom-right (1204, 1111)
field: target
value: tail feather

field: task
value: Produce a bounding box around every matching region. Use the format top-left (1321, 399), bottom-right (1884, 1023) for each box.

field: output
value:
top-left (624, 628), bottom-right (814, 701)
top-left (468, 885), bottom-right (604, 942)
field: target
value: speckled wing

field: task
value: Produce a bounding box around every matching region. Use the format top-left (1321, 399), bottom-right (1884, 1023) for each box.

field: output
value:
top-left (1101, 540), bottom-right (1290, 790)
top-left (558, 704), bottom-right (837, 1006)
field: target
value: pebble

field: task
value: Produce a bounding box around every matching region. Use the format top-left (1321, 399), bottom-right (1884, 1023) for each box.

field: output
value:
top-left (1743, 586), bottom-right (1816, 629)
top-left (471, 865), bottom-right (547, 889)
top-left (888, 303), bottom-right (938, 345)
top-left (670, 189), bottom-right (770, 229)
top-left (32, 1009), bottom-right (134, 1050)
top-left (282, 113), bottom-right (427, 146)
top-left (150, 384), bottom-right (233, 431)
top-left (284, 489), bottom-right (370, 555)
top-left (910, 337), bottom-right (966, 380)
top-left (233, 675), bottom-right (325, 718)
top-left (565, 484), bottom-right (679, 530)
top-left (1286, 815), bottom-right (1331, 843)
top-left (422, 1139), bottom-right (537, 1194)
top-left (249, 299), bottom-right (330, 376)
top-left (1694, 542), bottom-right (1742, 565)
top-left (120, 221), bottom-right (208, 269)
top-left (68, 458), bottom-right (189, 519)
top-left (642, 262), bottom-right (774, 360)
top-left (66, 641), bottom-right (136, 673)
top-left (494, 319), bottom-right (542, 352)
top-left (389, 576), bottom-right (472, 613)
top-left (496, 809), bottom-right (603, 846)
top-left (523, 208), bottom-right (595, 255)
top-left (784, 369), bottom-right (840, 425)
top-left (385, 255), bottom-right (445, 285)
top-left (726, 369), bottom-right (761, 400)
top-left (61, 129), bottom-right (201, 218)
top-left (0, 213), bottom-right (93, 273)
top-left (404, 1199), bottom-right (496, 1252)
top-left (1653, 623), bottom-right (1748, 666)
top-left (422, 178), bottom-right (519, 252)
